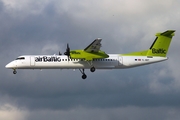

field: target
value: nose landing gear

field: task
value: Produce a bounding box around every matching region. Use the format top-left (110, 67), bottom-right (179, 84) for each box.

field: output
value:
top-left (13, 69), bottom-right (17, 74)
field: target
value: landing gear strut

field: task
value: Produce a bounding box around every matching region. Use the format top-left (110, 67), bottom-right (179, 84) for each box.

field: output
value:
top-left (79, 69), bottom-right (87, 79)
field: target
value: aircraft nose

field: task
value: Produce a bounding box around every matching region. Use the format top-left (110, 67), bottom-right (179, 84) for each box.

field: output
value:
top-left (5, 61), bottom-right (15, 69)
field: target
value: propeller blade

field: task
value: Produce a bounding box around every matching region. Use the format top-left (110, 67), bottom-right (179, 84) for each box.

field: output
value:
top-left (59, 51), bottom-right (62, 55)
top-left (67, 43), bottom-right (69, 49)
top-left (64, 43), bottom-right (71, 61)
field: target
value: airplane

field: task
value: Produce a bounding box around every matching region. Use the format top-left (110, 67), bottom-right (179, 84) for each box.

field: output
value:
top-left (5, 30), bottom-right (175, 79)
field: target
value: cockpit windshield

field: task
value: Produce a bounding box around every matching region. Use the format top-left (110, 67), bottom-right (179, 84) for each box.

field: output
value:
top-left (16, 57), bottom-right (25, 60)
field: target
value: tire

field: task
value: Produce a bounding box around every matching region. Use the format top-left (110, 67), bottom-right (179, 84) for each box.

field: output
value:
top-left (13, 70), bottom-right (17, 74)
top-left (90, 67), bottom-right (95, 72)
top-left (82, 74), bottom-right (87, 79)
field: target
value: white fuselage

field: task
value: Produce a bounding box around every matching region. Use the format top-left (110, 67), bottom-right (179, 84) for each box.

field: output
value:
top-left (5, 54), bottom-right (167, 70)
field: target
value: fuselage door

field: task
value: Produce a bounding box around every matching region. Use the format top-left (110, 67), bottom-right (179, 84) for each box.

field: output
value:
top-left (30, 56), bottom-right (35, 66)
top-left (118, 56), bottom-right (123, 65)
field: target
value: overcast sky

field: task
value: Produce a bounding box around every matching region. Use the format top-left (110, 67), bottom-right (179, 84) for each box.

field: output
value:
top-left (0, 0), bottom-right (180, 120)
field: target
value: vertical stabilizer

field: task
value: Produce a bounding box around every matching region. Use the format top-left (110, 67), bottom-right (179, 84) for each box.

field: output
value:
top-left (146, 30), bottom-right (175, 57)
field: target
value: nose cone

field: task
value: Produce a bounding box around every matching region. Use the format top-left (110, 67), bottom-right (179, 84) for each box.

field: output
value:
top-left (5, 62), bottom-right (15, 69)
top-left (5, 63), bottom-right (11, 68)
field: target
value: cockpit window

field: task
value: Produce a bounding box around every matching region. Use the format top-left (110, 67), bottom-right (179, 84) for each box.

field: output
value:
top-left (16, 57), bottom-right (25, 60)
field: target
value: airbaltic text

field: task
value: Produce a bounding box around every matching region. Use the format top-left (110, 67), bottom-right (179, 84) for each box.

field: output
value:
top-left (35, 56), bottom-right (61, 62)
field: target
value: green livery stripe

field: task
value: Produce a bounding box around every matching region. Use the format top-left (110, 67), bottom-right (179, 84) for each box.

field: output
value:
top-left (121, 50), bottom-right (148, 56)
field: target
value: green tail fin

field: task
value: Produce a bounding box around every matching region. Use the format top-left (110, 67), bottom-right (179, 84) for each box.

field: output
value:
top-left (146, 30), bottom-right (175, 57)
top-left (121, 30), bottom-right (175, 57)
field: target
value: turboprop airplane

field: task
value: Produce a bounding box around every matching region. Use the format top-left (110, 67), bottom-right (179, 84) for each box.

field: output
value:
top-left (5, 30), bottom-right (175, 79)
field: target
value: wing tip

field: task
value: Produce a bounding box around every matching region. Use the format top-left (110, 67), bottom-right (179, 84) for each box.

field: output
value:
top-left (95, 38), bottom-right (102, 42)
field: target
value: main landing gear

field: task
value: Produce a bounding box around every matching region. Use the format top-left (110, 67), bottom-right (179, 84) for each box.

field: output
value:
top-left (87, 61), bottom-right (96, 72)
top-left (90, 67), bottom-right (95, 72)
top-left (79, 67), bottom-right (96, 79)
top-left (79, 69), bottom-right (87, 79)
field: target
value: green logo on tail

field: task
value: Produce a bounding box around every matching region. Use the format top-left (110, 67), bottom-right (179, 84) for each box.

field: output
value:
top-left (152, 48), bottom-right (166, 54)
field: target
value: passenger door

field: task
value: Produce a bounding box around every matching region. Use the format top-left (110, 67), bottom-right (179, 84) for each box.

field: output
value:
top-left (30, 56), bottom-right (35, 66)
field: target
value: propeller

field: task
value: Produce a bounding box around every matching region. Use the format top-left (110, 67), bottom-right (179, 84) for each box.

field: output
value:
top-left (64, 43), bottom-right (70, 60)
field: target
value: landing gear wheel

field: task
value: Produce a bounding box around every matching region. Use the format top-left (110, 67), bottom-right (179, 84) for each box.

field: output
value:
top-left (13, 70), bottom-right (17, 74)
top-left (79, 69), bottom-right (87, 79)
top-left (82, 74), bottom-right (87, 79)
top-left (90, 67), bottom-right (95, 72)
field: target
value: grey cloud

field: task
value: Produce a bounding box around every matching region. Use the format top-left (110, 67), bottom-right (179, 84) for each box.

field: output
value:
top-left (1, 66), bottom-right (180, 111)
top-left (26, 106), bottom-right (180, 120)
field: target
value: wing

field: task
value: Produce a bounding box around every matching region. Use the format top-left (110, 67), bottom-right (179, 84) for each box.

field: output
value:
top-left (84, 38), bottom-right (102, 52)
